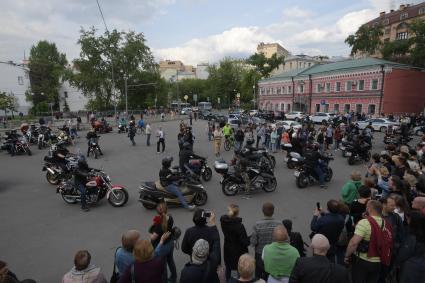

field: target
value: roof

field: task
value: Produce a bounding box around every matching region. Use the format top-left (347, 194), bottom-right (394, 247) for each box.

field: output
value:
top-left (367, 2), bottom-right (425, 27)
top-left (259, 57), bottom-right (412, 84)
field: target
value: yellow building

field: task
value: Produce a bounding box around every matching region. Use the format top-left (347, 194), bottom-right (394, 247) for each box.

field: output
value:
top-left (159, 60), bottom-right (185, 72)
top-left (366, 2), bottom-right (425, 57)
top-left (257, 42), bottom-right (290, 59)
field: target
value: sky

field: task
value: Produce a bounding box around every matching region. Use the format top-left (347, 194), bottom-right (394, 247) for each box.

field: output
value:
top-left (0, 0), bottom-right (421, 65)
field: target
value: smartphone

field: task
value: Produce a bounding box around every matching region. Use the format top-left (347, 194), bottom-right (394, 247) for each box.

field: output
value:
top-left (316, 202), bottom-right (321, 211)
top-left (202, 211), bottom-right (212, 218)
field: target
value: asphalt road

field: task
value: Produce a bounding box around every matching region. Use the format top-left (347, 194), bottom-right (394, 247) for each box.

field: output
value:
top-left (0, 119), bottom-right (390, 282)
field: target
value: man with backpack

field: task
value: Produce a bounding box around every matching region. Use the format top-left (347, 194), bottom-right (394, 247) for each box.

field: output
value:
top-left (344, 200), bottom-right (393, 283)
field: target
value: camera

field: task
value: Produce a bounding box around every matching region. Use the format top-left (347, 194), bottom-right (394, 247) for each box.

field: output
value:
top-left (202, 210), bottom-right (212, 218)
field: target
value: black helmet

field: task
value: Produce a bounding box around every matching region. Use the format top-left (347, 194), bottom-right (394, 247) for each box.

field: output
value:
top-left (246, 138), bottom-right (254, 145)
top-left (162, 156), bottom-right (173, 168)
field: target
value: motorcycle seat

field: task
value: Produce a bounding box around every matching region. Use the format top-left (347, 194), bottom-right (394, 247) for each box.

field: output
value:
top-left (154, 181), bottom-right (168, 192)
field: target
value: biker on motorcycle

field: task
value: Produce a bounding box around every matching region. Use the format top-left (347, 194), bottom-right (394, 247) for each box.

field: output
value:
top-left (159, 157), bottom-right (195, 211)
top-left (304, 143), bottom-right (326, 189)
top-left (179, 142), bottom-right (204, 173)
top-left (86, 129), bottom-right (103, 157)
top-left (234, 154), bottom-right (252, 195)
top-left (50, 143), bottom-right (70, 171)
top-left (74, 157), bottom-right (92, 211)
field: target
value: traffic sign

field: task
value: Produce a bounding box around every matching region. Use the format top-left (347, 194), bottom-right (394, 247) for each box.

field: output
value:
top-left (184, 95), bottom-right (188, 101)
top-left (193, 94), bottom-right (198, 102)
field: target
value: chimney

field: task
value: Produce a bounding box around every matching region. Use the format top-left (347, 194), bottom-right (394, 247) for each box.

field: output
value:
top-left (380, 11), bottom-right (386, 16)
top-left (400, 4), bottom-right (405, 10)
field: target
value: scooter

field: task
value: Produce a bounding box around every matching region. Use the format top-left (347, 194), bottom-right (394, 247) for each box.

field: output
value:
top-left (138, 174), bottom-right (208, 209)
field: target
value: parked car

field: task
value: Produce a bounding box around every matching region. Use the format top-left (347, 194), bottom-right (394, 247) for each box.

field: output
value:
top-left (249, 110), bottom-right (259, 116)
top-left (250, 116), bottom-right (265, 127)
top-left (199, 110), bottom-right (212, 120)
top-left (309, 112), bottom-right (335, 124)
top-left (256, 111), bottom-right (274, 122)
top-left (228, 113), bottom-right (241, 120)
top-left (285, 111), bottom-right (306, 121)
top-left (357, 118), bottom-right (399, 132)
top-left (210, 113), bottom-right (227, 123)
top-left (413, 124), bottom-right (425, 136)
top-left (272, 120), bottom-right (302, 131)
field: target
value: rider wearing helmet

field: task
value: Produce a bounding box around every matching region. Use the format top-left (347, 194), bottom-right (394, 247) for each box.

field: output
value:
top-left (159, 157), bottom-right (195, 210)
top-left (304, 142), bottom-right (326, 188)
top-left (128, 120), bottom-right (137, 146)
top-left (51, 143), bottom-right (70, 171)
top-left (86, 128), bottom-right (103, 157)
top-left (74, 157), bottom-right (92, 211)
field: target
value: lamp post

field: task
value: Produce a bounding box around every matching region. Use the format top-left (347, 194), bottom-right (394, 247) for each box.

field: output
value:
top-left (124, 75), bottom-right (128, 115)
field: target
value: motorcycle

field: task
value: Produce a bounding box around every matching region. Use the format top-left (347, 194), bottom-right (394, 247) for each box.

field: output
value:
top-left (38, 126), bottom-right (51, 149)
top-left (118, 123), bottom-right (128, 133)
top-left (294, 154), bottom-right (334, 188)
top-left (87, 137), bottom-right (101, 159)
top-left (214, 160), bottom-right (277, 196)
top-left (182, 156), bottom-right (213, 182)
top-left (384, 134), bottom-right (412, 145)
top-left (286, 151), bottom-right (303, 169)
top-left (57, 170), bottom-right (129, 207)
top-left (237, 147), bottom-right (276, 171)
top-left (43, 154), bottom-right (79, 185)
top-left (139, 174), bottom-right (208, 209)
top-left (5, 135), bottom-right (32, 156)
top-left (345, 142), bottom-right (371, 165)
top-left (92, 120), bottom-right (112, 133)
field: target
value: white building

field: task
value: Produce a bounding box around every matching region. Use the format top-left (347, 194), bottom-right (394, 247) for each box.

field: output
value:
top-left (196, 63), bottom-right (209, 80)
top-left (0, 61), bottom-right (32, 115)
top-left (59, 80), bottom-right (89, 112)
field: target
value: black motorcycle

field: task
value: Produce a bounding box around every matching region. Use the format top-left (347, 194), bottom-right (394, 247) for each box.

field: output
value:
top-left (237, 147), bottom-right (276, 170)
top-left (214, 160), bottom-right (277, 196)
top-left (87, 137), bottom-right (102, 159)
top-left (2, 133), bottom-right (32, 156)
top-left (37, 126), bottom-right (51, 149)
top-left (182, 156), bottom-right (213, 182)
top-left (118, 123), bottom-right (128, 133)
top-left (43, 154), bottom-right (79, 185)
top-left (346, 142), bottom-right (372, 165)
top-left (294, 154), bottom-right (333, 188)
top-left (138, 174), bottom-right (208, 209)
top-left (286, 151), bottom-right (303, 169)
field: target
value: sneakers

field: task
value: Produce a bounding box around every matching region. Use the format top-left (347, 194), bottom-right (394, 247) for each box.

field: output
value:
top-left (320, 185), bottom-right (328, 189)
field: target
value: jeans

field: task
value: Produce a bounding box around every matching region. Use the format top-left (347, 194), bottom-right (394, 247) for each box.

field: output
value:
top-left (156, 240), bottom-right (177, 282)
top-left (166, 184), bottom-right (188, 208)
top-left (255, 253), bottom-right (268, 280)
top-left (271, 142), bottom-right (277, 152)
top-left (146, 134), bottom-right (151, 146)
top-left (157, 138), bottom-right (165, 152)
top-left (235, 141), bottom-right (242, 152)
top-left (314, 165), bottom-right (325, 186)
top-left (76, 182), bottom-right (87, 208)
top-left (129, 136), bottom-right (135, 145)
top-left (351, 256), bottom-right (381, 283)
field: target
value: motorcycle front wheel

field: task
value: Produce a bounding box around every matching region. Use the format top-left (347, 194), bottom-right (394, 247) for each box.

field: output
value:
top-left (287, 160), bottom-right (295, 169)
top-left (108, 189), bottom-right (129, 207)
top-left (296, 173), bottom-right (309, 188)
top-left (193, 191), bottom-right (208, 206)
top-left (46, 171), bottom-right (60, 185)
top-left (325, 168), bottom-right (333, 182)
top-left (222, 181), bottom-right (239, 196)
top-left (27, 148), bottom-right (32, 156)
top-left (224, 140), bottom-right (231, 151)
top-left (38, 141), bottom-right (42, 149)
top-left (348, 156), bottom-right (356, 165)
top-left (94, 149), bottom-right (98, 159)
top-left (269, 155), bottom-right (276, 168)
top-left (202, 167), bottom-right (213, 181)
top-left (263, 177), bottom-right (277, 193)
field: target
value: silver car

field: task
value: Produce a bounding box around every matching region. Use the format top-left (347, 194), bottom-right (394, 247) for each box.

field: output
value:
top-left (357, 118), bottom-right (399, 132)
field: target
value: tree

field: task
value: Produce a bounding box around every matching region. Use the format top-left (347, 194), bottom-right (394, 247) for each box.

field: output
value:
top-left (71, 27), bottom-right (159, 110)
top-left (381, 40), bottom-right (411, 63)
top-left (246, 53), bottom-right (285, 77)
top-left (0, 92), bottom-right (19, 117)
top-left (27, 40), bottom-right (67, 111)
top-left (409, 19), bottom-right (425, 67)
top-left (345, 24), bottom-right (383, 56)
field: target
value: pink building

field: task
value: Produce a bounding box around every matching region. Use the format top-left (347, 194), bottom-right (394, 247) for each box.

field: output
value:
top-left (258, 58), bottom-right (425, 115)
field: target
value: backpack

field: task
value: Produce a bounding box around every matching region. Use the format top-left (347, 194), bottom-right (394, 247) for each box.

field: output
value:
top-left (367, 216), bottom-right (393, 266)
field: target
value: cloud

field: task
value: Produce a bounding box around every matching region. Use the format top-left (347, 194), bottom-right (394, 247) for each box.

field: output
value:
top-left (282, 6), bottom-right (313, 19)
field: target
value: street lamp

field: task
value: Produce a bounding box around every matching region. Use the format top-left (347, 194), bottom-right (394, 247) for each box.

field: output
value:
top-left (253, 84), bottom-right (256, 110)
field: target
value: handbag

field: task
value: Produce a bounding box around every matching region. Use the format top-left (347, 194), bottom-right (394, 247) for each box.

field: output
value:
top-left (109, 247), bottom-right (120, 283)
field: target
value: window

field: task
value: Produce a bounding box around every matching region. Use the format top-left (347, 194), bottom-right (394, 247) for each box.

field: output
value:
top-left (335, 82), bottom-right (341, 92)
top-left (326, 83), bottom-right (331, 93)
top-left (290, 62), bottom-right (292, 68)
top-left (344, 104), bottom-right (351, 113)
top-left (346, 81), bottom-right (353, 91)
top-left (299, 85), bottom-right (304, 93)
top-left (384, 27), bottom-right (390, 35)
top-left (317, 84), bottom-right (323, 93)
top-left (420, 7), bottom-right (425, 15)
top-left (315, 104), bottom-right (320, 113)
top-left (396, 32), bottom-right (408, 40)
top-left (18, 76), bottom-right (24, 85)
top-left (323, 104), bottom-right (329, 113)
top-left (371, 79), bottom-right (379, 90)
top-left (334, 104), bottom-right (340, 113)
top-left (277, 88), bottom-right (281, 94)
top-left (281, 103), bottom-right (285, 111)
top-left (282, 86), bottom-right (285, 94)
top-left (356, 104), bottom-right (363, 114)
top-left (288, 86), bottom-right (292, 93)
top-left (287, 104), bottom-right (291, 112)
top-left (275, 104), bottom-right (279, 111)
top-left (64, 91), bottom-right (68, 98)
top-left (358, 80), bottom-right (365, 91)
top-left (383, 19), bottom-right (389, 25)
top-left (266, 88), bottom-right (270, 95)
top-left (400, 12), bottom-right (408, 20)
top-left (368, 104), bottom-right (376, 115)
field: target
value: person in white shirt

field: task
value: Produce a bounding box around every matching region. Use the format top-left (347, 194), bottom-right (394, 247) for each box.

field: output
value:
top-left (145, 123), bottom-right (152, 146)
top-left (157, 127), bottom-right (165, 153)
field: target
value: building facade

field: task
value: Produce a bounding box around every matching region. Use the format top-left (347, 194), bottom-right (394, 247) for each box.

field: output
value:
top-left (59, 80), bottom-right (89, 113)
top-left (257, 42), bottom-right (290, 59)
top-left (366, 2), bottom-right (425, 57)
top-left (258, 58), bottom-right (425, 115)
top-left (0, 61), bottom-right (32, 115)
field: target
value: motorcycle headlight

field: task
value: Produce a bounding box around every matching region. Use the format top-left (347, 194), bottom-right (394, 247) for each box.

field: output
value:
top-left (92, 142), bottom-right (96, 145)
top-left (106, 175), bottom-right (111, 182)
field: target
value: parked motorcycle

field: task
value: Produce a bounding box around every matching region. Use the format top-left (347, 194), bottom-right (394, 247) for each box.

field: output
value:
top-left (139, 174), bottom-right (208, 209)
top-left (294, 154), bottom-right (334, 188)
top-left (5, 135), bottom-right (32, 156)
top-left (214, 160), bottom-right (277, 196)
top-left (87, 137), bottom-right (101, 159)
top-left (57, 170), bottom-right (129, 207)
top-left (38, 126), bottom-right (51, 149)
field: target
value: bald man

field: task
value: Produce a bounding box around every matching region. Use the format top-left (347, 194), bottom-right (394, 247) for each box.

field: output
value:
top-left (412, 197), bottom-right (425, 215)
top-left (289, 234), bottom-right (348, 283)
top-left (262, 225), bottom-right (300, 283)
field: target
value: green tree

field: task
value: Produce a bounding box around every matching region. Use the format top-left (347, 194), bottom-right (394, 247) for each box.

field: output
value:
top-left (345, 24), bottom-right (383, 56)
top-left (174, 79), bottom-right (209, 104)
top-left (71, 27), bottom-right (159, 110)
top-left (246, 53), bottom-right (284, 77)
top-left (409, 19), bottom-right (425, 67)
top-left (27, 40), bottom-right (67, 111)
top-left (381, 40), bottom-right (411, 63)
top-left (0, 92), bottom-right (19, 117)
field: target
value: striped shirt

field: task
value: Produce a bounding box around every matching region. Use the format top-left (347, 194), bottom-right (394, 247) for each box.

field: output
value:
top-left (250, 217), bottom-right (281, 254)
